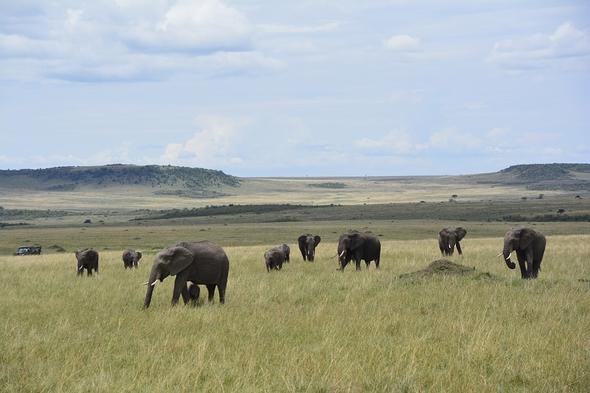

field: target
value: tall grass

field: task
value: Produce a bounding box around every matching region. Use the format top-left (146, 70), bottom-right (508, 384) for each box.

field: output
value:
top-left (1, 236), bottom-right (588, 392)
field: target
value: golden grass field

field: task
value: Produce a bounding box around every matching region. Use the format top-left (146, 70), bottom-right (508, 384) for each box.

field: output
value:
top-left (1, 233), bottom-right (588, 392)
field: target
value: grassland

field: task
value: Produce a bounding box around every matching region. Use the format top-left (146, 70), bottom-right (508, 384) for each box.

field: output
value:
top-left (0, 166), bottom-right (588, 391)
top-left (1, 233), bottom-right (588, 392)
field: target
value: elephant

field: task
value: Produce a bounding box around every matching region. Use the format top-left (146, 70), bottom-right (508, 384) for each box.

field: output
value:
top-left (75, 248), bottom-right (99, 276)
top-left (337, 231), bottom-right (381, 271)
top-left (264, 246), bottom-right (288, 272)
top-left (298, 234), bottom-right (321, 261)
top-left (279, 244), bottom-right (290, 263)
top-left (122, 249), bottom-right (142, 269)
top-left (438, 227), bottom-right (467, 256)
top-left (501, 227), bottom-right (546, 279)
top-left (143, 241), bottom-right (229, 308)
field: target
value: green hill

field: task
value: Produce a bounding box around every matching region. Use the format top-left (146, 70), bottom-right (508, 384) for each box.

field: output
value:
top-left (0, 164), bottom-right (239, 195)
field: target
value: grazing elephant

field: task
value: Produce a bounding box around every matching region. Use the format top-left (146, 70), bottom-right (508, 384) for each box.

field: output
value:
top-left (438, 227), bottom-right (467, 256)
top-left (143, 241), bottom-right (229, 308)
top-left (298, 234), bottom-right (321, 261)
top-left (264, 246), bottom-right (288, 272)
top-left (501, 228), bottom-right (546, 279)
top-left (337, 231), bottom-right (381, 271)
top-left (122, 249), bottom-right (142, 269)
top-left (75, 248), bottom-right (99, 276)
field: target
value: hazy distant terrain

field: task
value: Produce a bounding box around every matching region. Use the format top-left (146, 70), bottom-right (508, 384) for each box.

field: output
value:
top-left (0, 163), bottom-right (588, 213)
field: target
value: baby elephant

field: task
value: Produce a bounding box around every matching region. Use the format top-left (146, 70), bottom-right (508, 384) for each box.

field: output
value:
top-left (122, 249), bottom-right (142, 269)
top-left (264, 246), bottom-right (289, 272)
top-left (75, 248), bottom-right (99, 276)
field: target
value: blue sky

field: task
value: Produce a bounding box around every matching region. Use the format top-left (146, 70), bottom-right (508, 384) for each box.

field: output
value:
top-left (1, 0), bottom-right (589, 176)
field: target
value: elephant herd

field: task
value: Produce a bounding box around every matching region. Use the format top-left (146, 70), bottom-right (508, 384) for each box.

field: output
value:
top-left (73, 226), bottom-right (546, 309)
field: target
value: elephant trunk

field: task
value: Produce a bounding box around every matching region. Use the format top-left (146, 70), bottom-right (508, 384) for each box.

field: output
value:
top-left (143, 270), bottom-right (159, 308)
top-left (502, 244), bottom-right (516, 270)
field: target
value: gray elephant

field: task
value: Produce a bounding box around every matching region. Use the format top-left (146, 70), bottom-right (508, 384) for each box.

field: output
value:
top-left (143, 241), bottom-right (229, 308)
top-left (501, 227), bottom-right (546, 279)
top-left (122, 249), bottom-right (142, 269)
top-left (438, 227), bottom-right (467, 256)
top-left (337, 231), bottom-right (381, 271)
top-left (279, 244), bottom-right (290, 262)
top-left (264, 246), bottom-right (289, 272)
top-left (298, 234), bottom-right (321, 261)
top-left (75, 248), bottom-right (99, 276)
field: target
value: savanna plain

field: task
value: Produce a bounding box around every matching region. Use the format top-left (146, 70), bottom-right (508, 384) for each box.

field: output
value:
top-left (1, 174), bottom-right (589, 392)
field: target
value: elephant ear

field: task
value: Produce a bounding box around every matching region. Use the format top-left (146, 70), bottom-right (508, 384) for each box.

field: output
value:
top-left (455, 227), bottom-right (467, 241)
top-left (136, 251), bottom-right (142, 260)
top-left (298, 235), bottom-right (307, 248)
top-left (314, 235), bottom-right (321, 245)
top-left (518, 228), bottom-right (535, 250)
top-left (161, 246), bottom-right (194, 275)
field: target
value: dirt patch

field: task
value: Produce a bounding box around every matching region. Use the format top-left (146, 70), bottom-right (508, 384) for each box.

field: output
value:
top-left (399, 259), bottom-right (496, 280)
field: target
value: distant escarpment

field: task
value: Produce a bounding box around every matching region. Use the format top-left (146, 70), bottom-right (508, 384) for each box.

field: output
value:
top-left (471, 163), bottom-right (590, 191)
top-left (0, 164), bottom-right (239, 196)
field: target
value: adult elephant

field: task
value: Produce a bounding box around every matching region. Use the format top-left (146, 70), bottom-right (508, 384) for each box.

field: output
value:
top-left (298, 234), bottom-right (321, 261)
top-left (501, 228), bottom-right (546, 279)
top-left (75, 248), bottom-right (99, 276)
top-left (122, 249), bottom-right (142, 269)
top-left (143, 241), bottom-right (229, 308)
top-left (264, 246), bottom-right (288, 272)
top-left (438, 227), bottom-right (467, 256)
top-left (337, 231), bottom-right (381, 271)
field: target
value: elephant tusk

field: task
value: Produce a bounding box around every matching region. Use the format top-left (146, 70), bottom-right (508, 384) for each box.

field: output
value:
top-left (496, 252), bottom-right (503, 257)
top-left (151, 280), bottom-right (158, 286)
top-left (143, 281), bottom-right (149, 286)
top-left (78, 265), bottom-right (84, 271)
top-left (505, 256), bottom-right (511, 261)
top-left (339, 250), bottom-right (345, 257)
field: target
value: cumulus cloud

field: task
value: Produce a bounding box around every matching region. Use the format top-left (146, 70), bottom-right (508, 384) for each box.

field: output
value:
top-left (488, 22), bottom-right (590, 70)
top-left (384, 34), bottom-right (421, 51)
top-left (0, 0), bottom-right (278, 82)
top-left (161, 116), bottom-right (244, 167)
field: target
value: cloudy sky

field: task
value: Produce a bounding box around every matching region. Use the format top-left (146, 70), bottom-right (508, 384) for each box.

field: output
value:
top-left (1, 0), bottom-right (588, 176)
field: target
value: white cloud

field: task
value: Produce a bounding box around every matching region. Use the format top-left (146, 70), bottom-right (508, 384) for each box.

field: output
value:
top-left (384, 34), bottom-right (421, 51)
top-left (161, 116), bottom-right (245, 167)
top-left (0, 0), bottom-right (275, 82)
top-left (129, 0), bottom-right (252, 52)
top-left (354, 130), bottom-right (420, 154)
top-left (488, 22), bottom-right (590, 70)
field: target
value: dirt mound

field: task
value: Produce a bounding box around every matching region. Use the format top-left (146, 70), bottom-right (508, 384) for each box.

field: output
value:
top-left (399, 259), bottom-right (495, 280)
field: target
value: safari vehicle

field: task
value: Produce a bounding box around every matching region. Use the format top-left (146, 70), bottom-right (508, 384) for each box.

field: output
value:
top-left (15, 246), bottom-right (42, 256)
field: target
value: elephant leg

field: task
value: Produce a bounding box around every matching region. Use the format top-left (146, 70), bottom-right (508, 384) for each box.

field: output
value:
top-left (217, 284), bottom-right (226, 304)
top-left (456, 241), bottom-right (463, 255)
top-left (525, 250), bottom-right (535, 279)
top-left (181, 286), bottom-right (189, 305)
top-left (355, 259), bottom-right (361, 271)
top-left (206, 284), bottom-right (216, 303)
top-left (375, 257), bottom-right (380, 269)
top-left (171, 273), bottom-right (188, 306)
top-left (87, 267), bottom-right (92, 276)
top-left (531, 259), bottom-right (541, 278)
top-left (516, 251), bottom-right (528, 279)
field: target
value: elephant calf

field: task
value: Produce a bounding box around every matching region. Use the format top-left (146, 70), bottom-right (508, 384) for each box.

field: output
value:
top-left (75, 248), bottom-right (99, 276)
top-left (265, 246), bottom-right (289, 272)
top-left (122, 249), bottom-right (142, 269)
